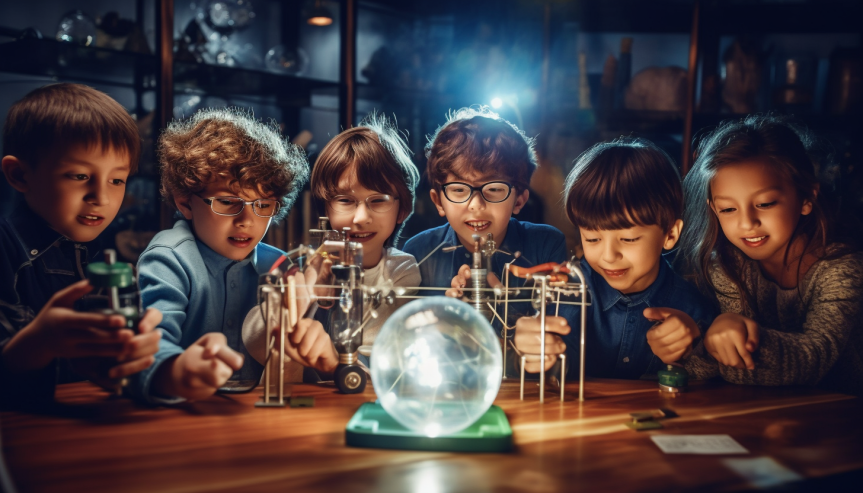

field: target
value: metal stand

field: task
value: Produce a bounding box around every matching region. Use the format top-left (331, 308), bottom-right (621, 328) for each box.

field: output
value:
top-left (256, 276), bottom-right (297, 407)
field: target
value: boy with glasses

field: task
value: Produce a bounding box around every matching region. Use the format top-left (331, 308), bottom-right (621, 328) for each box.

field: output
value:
top-left (242, 115), bottom-right (421, 379)
top-left (403, 107), bottom-right (567, 373)
top-left (132, 108), bottom-right (308, 403)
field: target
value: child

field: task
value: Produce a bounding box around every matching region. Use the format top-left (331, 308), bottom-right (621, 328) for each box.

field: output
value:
top-left (514, 138), bottom-right (716, 379)
top-left (679, 115), bottom-right (863, 395)
top-left (403, 106), bottom-right (566, 301)
top-left (0, 83), bottom-right (162, 405)
top-left (132, 107), bottom-right (308, 403)
top-left (242, 115), bottom-right (421, 376)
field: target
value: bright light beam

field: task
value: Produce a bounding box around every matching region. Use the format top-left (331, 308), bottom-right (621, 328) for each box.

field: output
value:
top-left (490, 97), bottom-right (503, 109)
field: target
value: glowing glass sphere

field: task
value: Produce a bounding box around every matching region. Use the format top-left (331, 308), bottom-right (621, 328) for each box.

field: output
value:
top-left (56, 10), bottom-right (96, 46)
top-left (371, 297), bottom-right (503, 437)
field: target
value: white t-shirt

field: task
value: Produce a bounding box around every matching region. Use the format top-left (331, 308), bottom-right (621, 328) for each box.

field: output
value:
top-left (241, 247), bottom-right (421, 365)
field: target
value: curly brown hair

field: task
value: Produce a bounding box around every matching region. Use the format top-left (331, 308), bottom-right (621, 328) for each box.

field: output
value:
top-left (158, 108), bottom-right (308, 221)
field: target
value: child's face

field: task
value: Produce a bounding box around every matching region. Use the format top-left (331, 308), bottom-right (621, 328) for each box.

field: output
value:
top-left (710, 160), bottom-right (813, 266)
top-left (580, 221), bottom-right (682, 294)
top-left (176, 178), bottom-right (274, 262)
top-left (430, 170), bottom-right (529, 251)
top-left (8, 144), bottom-right (130, 242)
top-left (325, 171), bottom-right (401, 269)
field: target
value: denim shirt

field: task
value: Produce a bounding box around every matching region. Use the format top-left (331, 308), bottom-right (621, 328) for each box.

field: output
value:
top-left (0, 203), bottom-right (102, 404)
top-left (402, 218), bottom-right (568, 302)
top-left (561, 255), bottom-right (717, 379)
top-left (132, 220), bottom-right (283, 404)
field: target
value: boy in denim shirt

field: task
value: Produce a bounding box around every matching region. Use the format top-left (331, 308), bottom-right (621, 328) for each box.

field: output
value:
top-left (0, 84), bottom-right (162, 405)
top-left (133, 108), bottom-right (308, 403)
top-left (515, 138), bottom-right (716, 379)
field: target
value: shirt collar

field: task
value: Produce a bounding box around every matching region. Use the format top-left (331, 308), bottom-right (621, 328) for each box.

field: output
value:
top-left (194, 233), bottom-right (253, 272)
top-left (9, 202), bottom-right (69, 260)
top-left (587, 255), bottom-right (671, 311)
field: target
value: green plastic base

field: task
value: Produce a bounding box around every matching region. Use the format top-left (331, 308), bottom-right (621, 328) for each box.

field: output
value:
top-left (345, 402), bottom-right (513, 453)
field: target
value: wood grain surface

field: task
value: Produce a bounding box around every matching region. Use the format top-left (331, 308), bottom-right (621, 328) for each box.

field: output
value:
top-left (2, 378), bottom-right (862, 492)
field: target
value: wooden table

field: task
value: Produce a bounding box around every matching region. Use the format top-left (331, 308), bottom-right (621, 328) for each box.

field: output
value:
top-left (2, 379), bottom-right (862, 492)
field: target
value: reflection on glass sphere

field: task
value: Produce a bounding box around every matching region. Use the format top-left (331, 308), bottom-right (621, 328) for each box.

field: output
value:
top-left (205, 0), bottom-right (256, 34)
top-left (264, 45), bottom-right (309, 76)
top-left (371, 297), bottom-right (503, 437)
top-left (56, 10), bottom-right (97, 46)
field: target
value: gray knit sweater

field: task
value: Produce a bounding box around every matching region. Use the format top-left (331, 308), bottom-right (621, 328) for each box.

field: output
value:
top-left (684, 248), bottom-right (863, 395)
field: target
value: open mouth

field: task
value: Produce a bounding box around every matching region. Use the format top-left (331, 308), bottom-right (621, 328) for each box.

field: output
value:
top-left (602, 268), bottom-right (628, 278)
top-left (76, 214), bottom-right (104, 226)
top-left (228, 236), bottom-right (253, 247)
top-left (742, 236), bottom-right (768, 246)
top-left (465, 220), bottom-right (490, 232)
top-left (349, 232), bottom-right (376, 242)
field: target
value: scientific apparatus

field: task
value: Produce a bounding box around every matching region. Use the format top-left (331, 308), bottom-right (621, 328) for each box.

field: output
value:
top-left (82, 249), bottom-right (142, 394)
top-left (329, 227), bottom-right (367, 394)
top-left (347, 296), bottom-right (511, 452)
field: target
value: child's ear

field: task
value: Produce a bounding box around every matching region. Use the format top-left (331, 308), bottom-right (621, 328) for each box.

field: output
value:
top-left (512, 189), bottom-right (530, 215)
top-left (801, 184), bottom-right (819, 216)
top-left (429, 189), bottom-right (446, 217)
top-left (174, 195), bottom-right (194, 220)
top-left (663, 219), bottom-right (684, 250)
top-left (1, 156), bottom-right (30, 193)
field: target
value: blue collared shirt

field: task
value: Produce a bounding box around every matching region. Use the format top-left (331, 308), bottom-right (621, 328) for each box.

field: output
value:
top-left (132, 220), bottom-right (284, 404)
top-left (562, 255), bottom-right (717, 379)
top-left (0, 203), bottom-right (103, 405)
top-left (402, 218), bottom-right (568, 300)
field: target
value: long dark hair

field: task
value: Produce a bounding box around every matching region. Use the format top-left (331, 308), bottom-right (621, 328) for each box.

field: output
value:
top-left (680, 114), bottom-right (843, 310)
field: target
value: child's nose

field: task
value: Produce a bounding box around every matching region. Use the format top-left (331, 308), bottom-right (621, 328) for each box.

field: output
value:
top-left (739, 206), bottom-right (760, 230)
top-left (467, 191), bottom-right (486, 211)
top-left (353, 201), bottom-right (372, 224)
top-left (601, 242), bottom-right (620, 263)
top-left (85, 181), bottom-right (109, 206)
top-left (233, 204), bottom-right (256, 225)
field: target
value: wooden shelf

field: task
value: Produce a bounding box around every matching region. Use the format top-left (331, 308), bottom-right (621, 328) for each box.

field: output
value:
top-left (0, 38), bottom-right (156, 88)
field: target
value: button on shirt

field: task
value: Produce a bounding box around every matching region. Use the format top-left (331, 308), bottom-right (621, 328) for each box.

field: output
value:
top-left (561, 256), bottom-right (717, 379)
top-left (132, 220), bottom-right (283, 404)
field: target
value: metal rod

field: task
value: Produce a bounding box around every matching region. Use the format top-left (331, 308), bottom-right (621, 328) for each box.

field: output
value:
top-left (682, 0), bottom-right (701, 175)
top-left (539, 277), bottom-right (547, 404)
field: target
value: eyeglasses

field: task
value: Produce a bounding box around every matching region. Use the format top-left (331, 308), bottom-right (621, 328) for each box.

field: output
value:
top-left (328, 194), bottom-right (398, 215)
top-left (196, 194), bottom-right (281, 218)
top-left (441, 181), bottom-right (513, 204)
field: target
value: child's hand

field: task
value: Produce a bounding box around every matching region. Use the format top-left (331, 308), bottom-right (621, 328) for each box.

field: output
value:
top-left (301, 253), bottom-right (334, 309)
top-left (3, 280), bottom-right (135, 373)
top-left (69, 308), bottom-right (164, 385)
top-left (703, 313), bottom-right (760, 370)
top-left (446, 264), bottom-right (502, 298)
top-left (513, 315), bottom-right (570, 373)
top-left (644, 307), bottom-right (700, 363)
top-left (280, 318), bottom-right (338, 375)
top-left (162, 333), bottom-right (245, 401)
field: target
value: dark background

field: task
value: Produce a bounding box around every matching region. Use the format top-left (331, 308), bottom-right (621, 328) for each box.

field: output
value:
top-left (1, 0), bottom-right (860, 261)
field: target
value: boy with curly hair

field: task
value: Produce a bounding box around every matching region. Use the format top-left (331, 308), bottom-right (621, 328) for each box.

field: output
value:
top-left (1, 83), bottom-right (162, 406)
top-left (132, 108), bottom-right (308, 403)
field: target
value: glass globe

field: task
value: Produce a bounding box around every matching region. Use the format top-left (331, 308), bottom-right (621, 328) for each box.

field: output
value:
top-left (56, 10), bottom-right (97, 46)
top-left (265, 45), bottom-right (309, 76)
top-left (203, 0), bottom-right (256, 34)
top-left (371, 297), bottom-right (503, 437)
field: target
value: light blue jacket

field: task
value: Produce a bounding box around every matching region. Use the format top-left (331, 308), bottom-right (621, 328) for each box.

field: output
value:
top-left (131, 220), bottom-right (283, 404)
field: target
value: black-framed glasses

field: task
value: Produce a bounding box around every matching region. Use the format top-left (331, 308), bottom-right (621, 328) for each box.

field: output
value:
top-left (441, 181), bottom-right (513, 204)
top-left (328, 194), bottom-right (398, 215)
top-left (196, 194), bottom-right (281, 218)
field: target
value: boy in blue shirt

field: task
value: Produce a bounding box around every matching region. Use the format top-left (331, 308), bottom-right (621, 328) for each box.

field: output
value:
top-left (0, 83), bottom-right (163, 405)
top-left (133, 108), bottom-right (308, 403)
top-left (403, 107), bottom-right (567, 299)
top-left (515, 138), bottom-right (716, 379)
